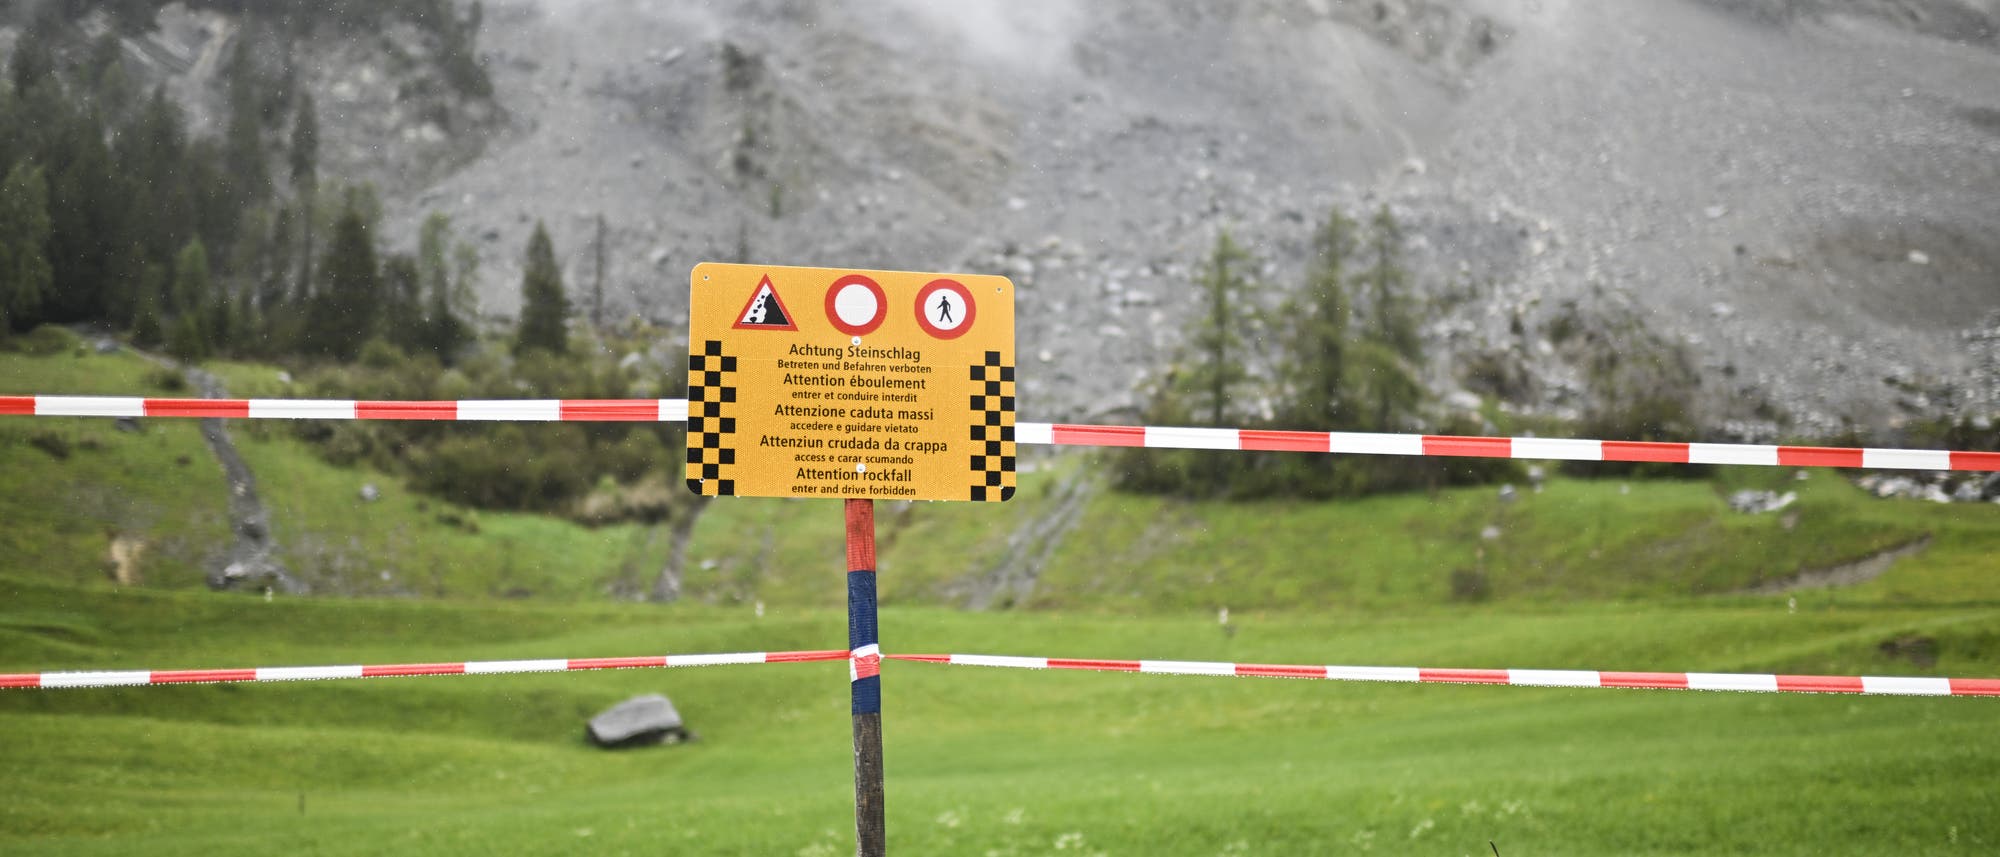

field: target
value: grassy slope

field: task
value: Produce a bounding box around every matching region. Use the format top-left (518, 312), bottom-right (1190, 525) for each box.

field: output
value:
top-left (732, 459), bottom-right (2000, 611)
top-left (5, 349), bottom-right (2000, 853)
top-left (0, 350), bottom-right (673, 600)
top-left (0, 581), bottom-right (1996, 855)
top-left (10, 349), bottom-right (1998, 610)
top-left (0, 349), bottom-right (232, 590)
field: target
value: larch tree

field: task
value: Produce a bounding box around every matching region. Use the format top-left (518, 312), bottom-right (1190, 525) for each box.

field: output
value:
top-left (513, 221), bottom-right (569, 356)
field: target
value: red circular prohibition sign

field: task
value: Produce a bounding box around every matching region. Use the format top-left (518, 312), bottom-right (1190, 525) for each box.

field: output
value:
top-left (825, 275), bottom-right (887, 337)
top-left (914, 279), bottom-right (976, 340)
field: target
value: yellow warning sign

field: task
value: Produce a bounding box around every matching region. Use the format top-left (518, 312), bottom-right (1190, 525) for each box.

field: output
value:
top-left (686, 263), bottom-right (1016, 502)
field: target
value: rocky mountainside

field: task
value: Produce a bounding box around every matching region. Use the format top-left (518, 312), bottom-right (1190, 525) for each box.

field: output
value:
top-left (14, 0), bottom-right (2000, 435)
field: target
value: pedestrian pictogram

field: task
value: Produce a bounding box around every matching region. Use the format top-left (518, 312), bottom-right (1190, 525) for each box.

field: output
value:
top-left (914, 279), bottom-right (975, 340)
top-left (733, 275), bottom-right (798, 331)
top-left (825, 275), bottom-right (888, 337)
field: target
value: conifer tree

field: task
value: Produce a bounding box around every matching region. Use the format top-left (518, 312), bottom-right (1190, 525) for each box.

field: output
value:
top-left (290, 93), bottom-right (318, 301)
top-left (222, 41), bottom-right (271, 212)
top-left (1359, 205), bottom-right (1422, 363)
top-left (418, 212), bottom-right (469, 359)
top-left (1115, 230), bottom-right (1259, 497)
top-left (451, 238), bottom-right (481, 322)
top-left (306, 198), bottom-right (379, 361)
top-left (44, 118), bottom-right (122, 323)
top-left (167, 312), bottom-right (207, 362)
top-left (87, 33), bottom-right (137, 120)
top-left (1279, 207), bottom-right (1357, 430)
top-left (131, 264), bottom-right (166, 347)
top-left (169, 237), bottom-right (210, 319)
top-left (260, 205), bottom-right (295, 314)
top-left (514, 221), bottom-right (568, 356)
top-left (7, 22), bottom-right (55, 94)
top-left (126, 89), bottom-right (193, 263)
top-left (0, 162), bottom-right (52, 335)
top-left (380, 254), bottom-right (425, 352)
top-left (167, 238), bottom-right (212, 360)
top-left (1187, 230), bottom-right (1256, 427)
top-left (1350, 206), bottom-right (1425, 434)
top-left (590, 212), bottom-right (607, 329)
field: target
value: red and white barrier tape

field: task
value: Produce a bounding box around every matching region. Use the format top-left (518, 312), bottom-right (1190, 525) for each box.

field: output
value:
top-left (887, 653), bottom-right (2000, 697)
top-left (0, 649), bottom-right (847, 690)
top-left (6, 394), bottom-right (1998, 471)
top-left (11, 648), bottom-right (1997, 697)
top-left (0, 395), bottom-right (685, 423)
top-left (1015, 423), bottom-right (2000, 472)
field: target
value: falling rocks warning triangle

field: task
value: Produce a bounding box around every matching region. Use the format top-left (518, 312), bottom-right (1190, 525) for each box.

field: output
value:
top-left (733, 275), bottom-right (798, 331)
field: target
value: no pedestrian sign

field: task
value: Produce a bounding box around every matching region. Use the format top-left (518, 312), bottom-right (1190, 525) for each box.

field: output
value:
top-left (686, 263), bottom-right (1017, 502)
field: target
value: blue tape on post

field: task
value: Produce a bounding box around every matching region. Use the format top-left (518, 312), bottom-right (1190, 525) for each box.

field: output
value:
top-left (848, 570), bottom-right (880, 715)
top-left (848, 571), bottom-right (878, 650)
top-left (852, 673), bottom-right (881, 715)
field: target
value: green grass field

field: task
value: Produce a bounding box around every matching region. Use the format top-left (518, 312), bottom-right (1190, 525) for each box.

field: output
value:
top-left (2, 580), bottom-right (1996, 855)
top-left (4, 347), bottom-right (2000, 854)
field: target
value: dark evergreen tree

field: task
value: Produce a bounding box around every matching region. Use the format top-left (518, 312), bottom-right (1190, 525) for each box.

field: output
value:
top-left (167, 238), bottom-right (212, 360)
top-left (0, 86), bottom-right (17, 175)
top-left (1188, 230), bottom-right (1256, 428)
top-left (168, 237), bottom-right (210, 318)
top-left (1351, 207), bottom-right (1426, 434)
top-left (0, 162), bottom-right (52, 335)
top-left (207, 281), bottom-right (242, 356)
top-left (131, 264), bottom-right (166, 347)
top-left (289, 92), bottom-right (318, 301)
top-left (260, 204), bottom-right (295, 312)
top-left (7, 21), bottom-right (56, 95)
top-left (121, 89), bottom-right (195, 266)
top-left (417, 212), bottom-right (468, 360)
top-left (380, 254), bottom-right (426, 352)
top-left (185, 137), bottom-right (237, 255)
top-left (1242, 207), bottom-right (1364, 499)
top-left (590, 212), bottom-right (606, 329)
top-left (37, 88), bottom-right (137, 324)
top-left (86, 33), bottom-right (138, 121)
top-left (513, 221), bottom-right (568, 356)
top-left (1278, 207), bottom-right (1358, 430)
top-left (1115, 231), bottom-right (1260, 497)
top-left (221, 40), bottom-right (271, 215)
top-left (167, 312), bottom-right (207, 362)
top-left (305, 196), bottom-right (379, 361)
top-left (1359, 205), bottom-right (1422, 363)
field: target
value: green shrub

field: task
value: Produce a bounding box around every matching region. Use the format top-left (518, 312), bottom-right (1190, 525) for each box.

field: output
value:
top-left (26, 430), bottom-right (71, 460)
top-left (10, 324), bottom-right (78, 356)
top-left (145, 366), bottom-right (188, 392)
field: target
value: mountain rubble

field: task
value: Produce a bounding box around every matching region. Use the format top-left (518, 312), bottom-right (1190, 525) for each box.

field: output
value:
top-left (7, 0), bottom-right (1998, 437)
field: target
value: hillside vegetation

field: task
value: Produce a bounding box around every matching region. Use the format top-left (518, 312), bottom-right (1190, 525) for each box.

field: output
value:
top-left (7, 346), bottom-right (2000, 609)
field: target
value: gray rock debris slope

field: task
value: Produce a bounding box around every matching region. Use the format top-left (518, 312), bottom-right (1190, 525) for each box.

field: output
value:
top-left (83, 0), bottom-right (1996, 430)
top-left (184, 366), bottom-right (304, 595)
top-left (385, 0), bottom-right (1998, 431)
top-left (385, 0), bottom-right (1501, 421)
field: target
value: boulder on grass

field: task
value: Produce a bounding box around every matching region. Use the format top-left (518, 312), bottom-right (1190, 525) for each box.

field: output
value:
top-left (586, 694), bottom-right (690, 749)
